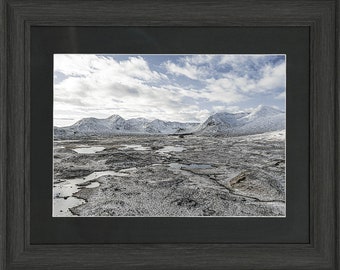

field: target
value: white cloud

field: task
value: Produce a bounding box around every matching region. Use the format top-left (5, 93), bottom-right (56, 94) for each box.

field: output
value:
top-left (163, 54), bottom-right (285, 97)
top-left (275, 91), bottom-right (286, 100)
top-left (256, 62), bottom-right (286, 92)
top-left (54, 54), bottom-right (286, 126)
top-left (180, 54), bottom-right (217, 65)
top-left (164, 60), bottom-right (207, 80)
top-left (202, 77), bottom-right (246, 103)
top-left (54, 54), bottom-right (99, 76)
top-left (54, 54), bottom-right (165, 81)
top-left (212, 105), bottom-right (241, 113)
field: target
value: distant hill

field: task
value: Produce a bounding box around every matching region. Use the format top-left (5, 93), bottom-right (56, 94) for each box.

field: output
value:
top-left (54, 115), bottom-right (199, 138)
top-left (54, 105), bottom-right (285, 138)
top-left (195, 105), bottom-right (285, 136)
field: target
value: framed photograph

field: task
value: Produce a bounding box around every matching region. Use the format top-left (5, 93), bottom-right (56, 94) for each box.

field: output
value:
top-left (1, 0), bottom-right (339, 269)
top-left (52, 53), bottom-right (287, 218)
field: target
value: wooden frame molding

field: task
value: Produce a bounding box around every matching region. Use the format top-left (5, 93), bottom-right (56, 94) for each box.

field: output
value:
top-left (0, 0), bottom-right (339, 269)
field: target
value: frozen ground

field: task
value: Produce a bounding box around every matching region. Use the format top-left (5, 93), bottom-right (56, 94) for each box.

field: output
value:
top-left (53, 130), bottom-right (286, 217)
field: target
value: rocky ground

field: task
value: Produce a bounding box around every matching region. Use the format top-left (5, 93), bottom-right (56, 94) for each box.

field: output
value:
top-left (53, 131), bottom-right (286, 217)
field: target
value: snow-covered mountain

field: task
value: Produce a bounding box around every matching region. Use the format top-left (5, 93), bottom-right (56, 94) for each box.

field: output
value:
top-left (54, 115), bottom-right (199, 138)
top-left (54, 105), bottom-right (285, 138)
top-left (195, 105), bottom-right (285, 136)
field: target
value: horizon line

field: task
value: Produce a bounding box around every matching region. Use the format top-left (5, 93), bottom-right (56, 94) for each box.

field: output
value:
top-left (54, 105), bottom-right (286, 128)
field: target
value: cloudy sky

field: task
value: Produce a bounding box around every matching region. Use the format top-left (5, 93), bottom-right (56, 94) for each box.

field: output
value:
top-left (53, 54), bottom-right (286, 127)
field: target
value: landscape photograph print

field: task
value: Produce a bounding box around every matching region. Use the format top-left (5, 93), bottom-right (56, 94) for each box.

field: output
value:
top-left (53, 54), bottom-right (286, 217)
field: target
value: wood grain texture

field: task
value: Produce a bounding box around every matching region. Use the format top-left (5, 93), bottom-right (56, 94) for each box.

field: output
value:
top-left (310, 1), bottom-right (336, 263)
top-left (335, 0), bottom-right (340, 269)
top-left (7, 2), bottom-right (26, 266)
top-left (24, 19), bottom-right (31, 251)
top-left (0, 2), bottom-right (7, 270)
top-left (3, 0), bottom-right (335, 26)
top-left (1, 0), bottom-right (339, 269)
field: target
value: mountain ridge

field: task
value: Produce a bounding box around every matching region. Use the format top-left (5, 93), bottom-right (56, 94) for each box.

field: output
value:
top-left (54, 105), bottom-right (285, 138)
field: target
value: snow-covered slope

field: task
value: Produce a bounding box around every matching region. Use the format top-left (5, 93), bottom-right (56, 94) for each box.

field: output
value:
top-left (54, 115), bottom-right (199, 137)
top-left (54, 105), bottom-right (285, 138)
top-left (196, 112), bottom-right (248, 134)
top-left (195, 105), bottom-right (285, 136)
top-left (245, 105), bottom-right (282, 121)
top-left (69, 114), bottom-right (125, 134)
top-left (145, 119), bottom-right (198, 134)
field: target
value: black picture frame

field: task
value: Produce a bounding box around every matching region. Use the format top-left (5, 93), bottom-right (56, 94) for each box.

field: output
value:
top-left (0, 0), bottom-right (339, 269)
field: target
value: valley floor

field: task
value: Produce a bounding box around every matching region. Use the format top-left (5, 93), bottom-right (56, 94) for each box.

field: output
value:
top-left (53, 131), bottom-right (286, 217)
